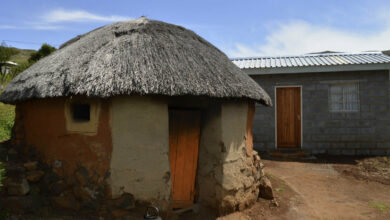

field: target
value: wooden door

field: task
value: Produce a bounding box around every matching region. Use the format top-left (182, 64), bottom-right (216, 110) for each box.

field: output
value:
top-left (276, 87), bottom-right (301, 148)
top-left (169, 109), bottom-right (201, 208)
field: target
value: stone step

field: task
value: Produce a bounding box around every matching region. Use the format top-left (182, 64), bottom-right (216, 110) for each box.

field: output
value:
top-left (268, 149), bottom-right (309, 159)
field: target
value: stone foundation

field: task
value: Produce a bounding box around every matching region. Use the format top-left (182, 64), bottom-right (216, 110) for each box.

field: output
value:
top-left (219, 151), bottom-right (264, 214)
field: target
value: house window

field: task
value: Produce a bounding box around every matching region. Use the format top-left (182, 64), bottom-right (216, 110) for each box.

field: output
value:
top-left (71, 103), bottom-right (90, 122)
top-left (65, 98), bottom-right (100, 135)
top-left (329, 83), bottom-right (359, 112)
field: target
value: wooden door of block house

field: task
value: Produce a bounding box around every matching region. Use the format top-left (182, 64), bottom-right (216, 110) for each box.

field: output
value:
top-left (276, 87), bottom-right (302, 148)
top-left (169, 109), bottom-right (201, 208)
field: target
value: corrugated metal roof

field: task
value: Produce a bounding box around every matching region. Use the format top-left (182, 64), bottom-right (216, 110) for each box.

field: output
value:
top-left (231, 52), bottom-right (390, 69)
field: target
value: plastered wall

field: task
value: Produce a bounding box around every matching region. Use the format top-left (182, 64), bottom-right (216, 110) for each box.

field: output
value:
top-left (109, 96), bottom-right (171, 205)
top-left (197, 101), bottom-right (260, 213)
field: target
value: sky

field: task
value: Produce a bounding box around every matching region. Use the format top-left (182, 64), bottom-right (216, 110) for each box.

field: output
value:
top-left (1, 0), bottom-right (390, 57)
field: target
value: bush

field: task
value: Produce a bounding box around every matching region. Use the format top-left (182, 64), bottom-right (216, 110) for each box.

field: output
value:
top-left (28, 43), bottom-right (56, 63)
top-left (0, 103), bottom-right (15, 141)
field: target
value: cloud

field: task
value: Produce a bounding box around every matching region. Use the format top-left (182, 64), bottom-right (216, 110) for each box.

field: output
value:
top-left (42, 9), bottom-right (132, 23)
top-left (0, 9), bottom-right (131, 31)
top-left (0, 25), bottom-right (19, 29)
top-left (227, 19), bottom-right (390, 57)
top-left (0, 24), bottom-right (63, 30)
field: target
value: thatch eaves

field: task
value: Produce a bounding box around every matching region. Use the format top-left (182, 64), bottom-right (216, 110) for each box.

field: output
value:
top-left (0, 17), bottom-right (271, 106)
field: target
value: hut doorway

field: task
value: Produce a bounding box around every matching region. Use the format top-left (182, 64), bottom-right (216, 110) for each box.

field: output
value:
top-left (169, 109), bottom-right (201, 208)
top-left (275, 86), bottom-right (302, 148)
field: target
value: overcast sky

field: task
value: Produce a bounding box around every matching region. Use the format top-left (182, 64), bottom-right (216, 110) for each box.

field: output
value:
top-left (1, 0), bottom-right (390, 57)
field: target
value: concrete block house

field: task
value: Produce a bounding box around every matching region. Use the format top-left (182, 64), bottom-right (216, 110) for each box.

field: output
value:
top-left (0, 18), bottom-right (272, 213)
top-left (233, 52), bottom-right (390, 156)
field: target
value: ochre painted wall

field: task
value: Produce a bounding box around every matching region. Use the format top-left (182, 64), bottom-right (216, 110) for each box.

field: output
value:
top-left (14, 98), bottom-right (112, 182)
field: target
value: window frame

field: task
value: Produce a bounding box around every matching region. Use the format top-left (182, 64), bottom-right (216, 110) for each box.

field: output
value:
top-left (65, 98), bottom-right (101, 135)
top-left (328, 82), bottom-right (360, 113)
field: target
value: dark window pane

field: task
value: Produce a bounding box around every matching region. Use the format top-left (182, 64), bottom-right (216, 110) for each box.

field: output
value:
top-left (71, 103), bottom-right (90, 122)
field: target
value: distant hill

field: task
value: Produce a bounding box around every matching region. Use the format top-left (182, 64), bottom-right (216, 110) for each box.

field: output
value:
top-left (8, 47), bottom-right (36, 64)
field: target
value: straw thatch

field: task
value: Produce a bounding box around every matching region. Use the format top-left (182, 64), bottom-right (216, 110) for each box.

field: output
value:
top-left (0, 17), bottom-right (271, 106)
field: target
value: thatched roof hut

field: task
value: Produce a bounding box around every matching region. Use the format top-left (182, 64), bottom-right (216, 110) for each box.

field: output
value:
top-left (0, 17), bottom-right (271, 106)
top-left (3, 17), bottom-right (271, 215)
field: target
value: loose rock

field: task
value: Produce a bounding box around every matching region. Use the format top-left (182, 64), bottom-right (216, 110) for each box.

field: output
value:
top-left (50, 180), bottom-right (67, 196)
top-left (26, 170), bottom-right (45, 182)
top-left (75, 167), bottom-right (89, 186)
top-left (23, 161), bottom-right (38, 171)
top-left (259, 177), bottom-right (274, 200)
top-left (270, 199), bottom-right (279, 207)
top-left (112, 193), bottom-right (135, 210)
top-left (52, 196), bottom-right (80, 211)
top-left (8, 178), bottom-right (30, 196)
top-left (73, 186), bottom-right (92, 202)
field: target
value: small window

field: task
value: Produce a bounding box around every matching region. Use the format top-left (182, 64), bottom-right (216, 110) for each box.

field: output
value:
top-left (71, 103), bottom-right (90, 122)
top-left (329, 83), bottom-right (359, 112)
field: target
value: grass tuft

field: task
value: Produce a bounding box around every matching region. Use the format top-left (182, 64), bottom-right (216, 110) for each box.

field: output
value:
top-left (369, 202), bottom-right (390, 213)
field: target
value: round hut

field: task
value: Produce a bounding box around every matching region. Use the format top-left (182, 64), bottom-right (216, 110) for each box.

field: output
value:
top-left (0, 17), bottom-right (271, 214)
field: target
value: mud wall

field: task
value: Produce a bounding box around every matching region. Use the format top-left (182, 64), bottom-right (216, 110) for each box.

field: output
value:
top-left (197, 103), bottom-right (223, 207)
top-left (197, 101), bottom-right (262, 214)
top-left (219, 102), bottom-right (260, 213)
top-left (110, 96), bottom-right (171, 206)
top-left (13, 97), bottom-right (112, 183)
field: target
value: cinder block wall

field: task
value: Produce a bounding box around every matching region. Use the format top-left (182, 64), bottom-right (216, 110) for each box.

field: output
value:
top-left (249, 70), bottom-right (390, 156)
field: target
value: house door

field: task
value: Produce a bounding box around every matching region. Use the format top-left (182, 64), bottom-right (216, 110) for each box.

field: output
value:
top-left (169, 109), bottom-right (201, 208)
top-left (276, 87), bottom-right (301, 148)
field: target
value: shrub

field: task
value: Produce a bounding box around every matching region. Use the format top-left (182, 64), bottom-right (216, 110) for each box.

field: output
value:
top-left (28, 43), bottom-right (56, 63)
top-left (0, 103), bottom-right (15, 141)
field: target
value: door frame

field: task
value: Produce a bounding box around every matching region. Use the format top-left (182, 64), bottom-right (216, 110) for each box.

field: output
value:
top-left (274, 85), bottom-right (303, 149)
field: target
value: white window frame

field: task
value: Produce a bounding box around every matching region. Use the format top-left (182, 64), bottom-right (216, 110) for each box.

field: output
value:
top-left (328, 82), bottom-right (360, 112)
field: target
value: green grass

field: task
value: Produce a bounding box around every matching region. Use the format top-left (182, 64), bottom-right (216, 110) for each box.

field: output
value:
top-left (369, 202), bottom-right (390, 213)
top-left (0, 102), bottom-right (15, 142)
top-left (9, 48), bottom-right (35, 64)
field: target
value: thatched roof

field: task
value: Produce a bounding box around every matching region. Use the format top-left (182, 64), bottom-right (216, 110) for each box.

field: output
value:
top-left (0, 17), bottom-right (271, 106)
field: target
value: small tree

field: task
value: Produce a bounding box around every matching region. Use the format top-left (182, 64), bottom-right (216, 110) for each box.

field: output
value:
top-left (28, 43), bottom-right (56, 63)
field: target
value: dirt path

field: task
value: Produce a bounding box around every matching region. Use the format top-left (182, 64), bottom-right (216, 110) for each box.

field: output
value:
top-left (263, 159), bottom-right (390, 220)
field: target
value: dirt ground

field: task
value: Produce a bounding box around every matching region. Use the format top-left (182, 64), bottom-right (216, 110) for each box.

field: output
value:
top-left (2, 151), bottom-right (390, 219)
top-left (335, 156), bottom-right (390, 185)
top-left (257, 157), bottom-right (390, 220)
